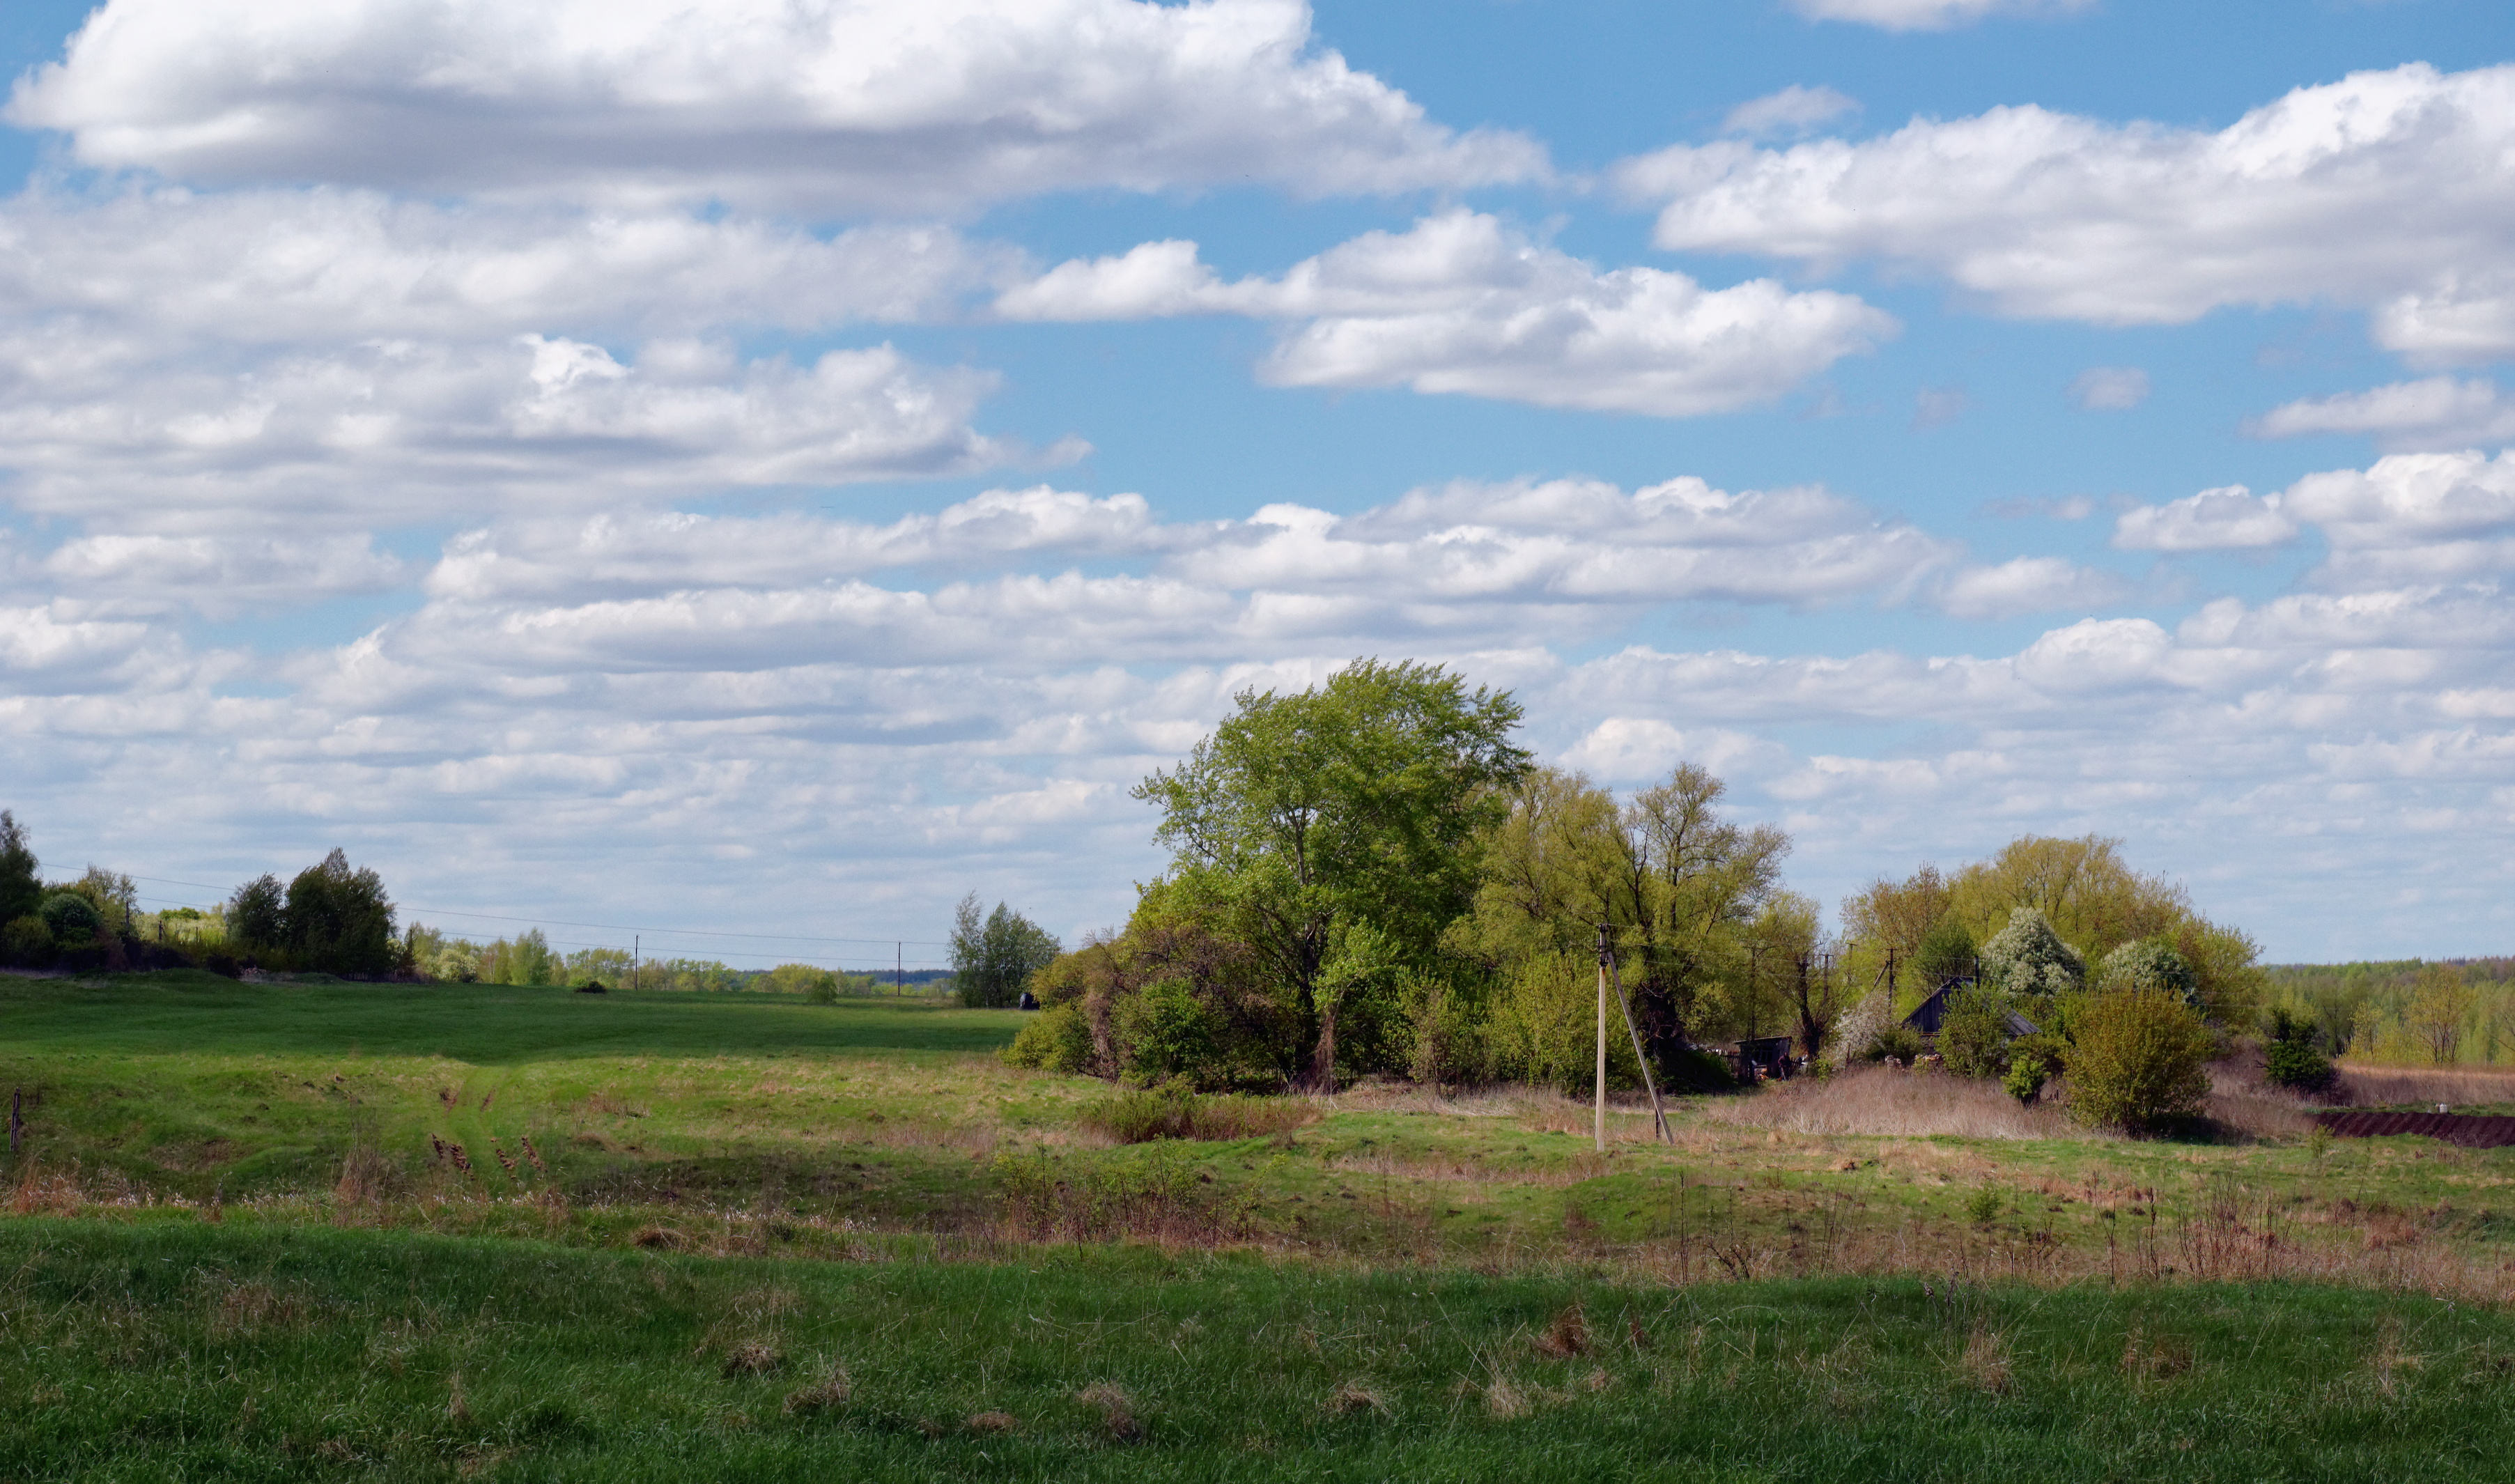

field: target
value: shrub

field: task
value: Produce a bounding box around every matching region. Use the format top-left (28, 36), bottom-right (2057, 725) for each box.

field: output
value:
top-left (2262, 1007), bottom-right (2335, 1094)
top-left (1003, 999), bottom-right (1095, 1075)
top-left (2067, 987), bottom-right (2214, 1134)
top-left (36, 891), bottom-right (102, 946)
top-left (1856, 1023), bottom-right (1926, 1065)
top-left (1937, 988), bottom-right (2013, 1079)
top-left (2002, 1040), bottom-right (2057, 1106)
top-left (1, 915), bottom-right (51, 966)
top-left (1115, 979), bottom-right (1223, 1087)
top-left (1078, 1079), bottom-right (1318, 1143)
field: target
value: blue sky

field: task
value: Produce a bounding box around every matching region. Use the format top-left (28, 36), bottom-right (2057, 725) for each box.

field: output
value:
top-left (2, 0), bottom-right (2512, 966)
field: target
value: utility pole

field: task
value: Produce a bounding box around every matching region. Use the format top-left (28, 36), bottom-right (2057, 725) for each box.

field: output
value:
top-left (633, 935), bottom-right (639, 989)
top-left (1595, 925), bottom-right (1609, 1153)
top-left (897, 941), bottom-right (903, 997)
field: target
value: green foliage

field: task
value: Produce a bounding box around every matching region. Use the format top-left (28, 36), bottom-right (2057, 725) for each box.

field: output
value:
top-left (479, 927), bottom-right (558, 987)
top-left (2003, 1037), bottom-right (2059, 1106)
top-left (1483, 947), bottom-right (1641, 1097)
top-left (1131, 658), bottom-right (1532, 1085)
top-left (1937, 987), bottom-right (2013, 1078)
top-left (1912, 915), bottom-right (1976, 989)
top-left (2068, 987), bottom-right (2215, 1134)
top-left (950, 894), bottom-right (1062, 1009)
top-left (1857, 1023), bottom-right (1926, 1065)
top-left (36, 890), bottom-right (102, 945)
top-left (1979, 906), bottom-right (2084, 998)
top-left (225, 873), bottom-right (285, 949)
top-left (283, 848), bottom-right (398, 977)
top-left (1115, 979), bottom-right (1223, 1085)
top-left (1, 915), bottom-right (50, 966)
top-left (0, 811), bottom-right (38, 925)
top-left (761, 962), bottom-right (842, 1002)
top-left (1462, 762), bottom-right (1791, 1088)
top-left (1965, 1185), bottom-right (2004, 1225)
top-left (1003, 998), bottom-right (1095, 1075)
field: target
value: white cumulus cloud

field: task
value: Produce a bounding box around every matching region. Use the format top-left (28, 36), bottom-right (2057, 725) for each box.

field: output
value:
top-left (1616, 63), bottom-right (2515, 358)
top-left (996, 211), bottom-right (1897, 416)
top-left (9, 0), bottom-right (1545, 212)
top-left (1721, 85), bottom-right (1859, 139)
top-left (2251, 376), bottom-right (2515, 452)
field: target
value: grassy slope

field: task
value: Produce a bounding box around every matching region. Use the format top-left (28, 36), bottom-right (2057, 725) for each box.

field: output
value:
top-left (6, 970), bottom-right (2515, 1275)
top-left (10, 1218), bottom-right (2515, 1483)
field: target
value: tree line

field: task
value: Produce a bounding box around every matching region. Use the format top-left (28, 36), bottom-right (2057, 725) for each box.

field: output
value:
top-left (996, 658), bottom-right (2276, 1131)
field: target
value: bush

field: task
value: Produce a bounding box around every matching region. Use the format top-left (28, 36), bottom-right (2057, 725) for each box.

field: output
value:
top-left (36, 891), bottom-right (102, 946)
top-left (2068, 987), bottom-right (2214, 1134)
top-left (1115, 978), bottom-right (1223, 1087)
top-left (2262, 1007), bottom-right (2336, 1094)
top-left (1855, 1023), bottom-right (1926, 1065)
top-left (1078, 1079), bottom-right (1318, 1144)
top-left (2003, 1040), bottom-right (2058, 1106)
top-left (1003, 999), bottom-right (1095, 1075)
top-left (1, 915), bottom-right (51, 966)
top-left (1937, 988), bottom-right (2013, 1078)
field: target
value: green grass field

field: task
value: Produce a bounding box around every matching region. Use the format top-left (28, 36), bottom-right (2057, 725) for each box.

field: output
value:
top-left (10, 1219), bottom-right (2515, 1482)
top-left (8, 969), bottom-right (2515, 1478)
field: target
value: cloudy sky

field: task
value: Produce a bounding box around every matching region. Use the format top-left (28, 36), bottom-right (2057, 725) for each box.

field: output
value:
top-left (3, 0), bottom-right (2513, 968)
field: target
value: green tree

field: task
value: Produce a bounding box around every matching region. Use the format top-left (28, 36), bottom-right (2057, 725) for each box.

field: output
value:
top-left (36, 890), bottom-right (102, 947)
top-left (2406, 964), bottom-right (2476, 1065)
top-left (1912, 915), bottom-right (1976, 992)
top-left (949, 895), bottom-right (1063, 1009)
top-left (1937, 987), bottom-right (2014, 1079)
top-left (284, 849), bottom-right (398, 977)
top-left (1132, 658), bottom-right (1531, 1087)
top-left (225, 874), bottom-right (286, 950)
top-left (2068, 987), bottom-right (2215, 1134)
top-left (0, 812), bottom-right (42, 926)
top-left (1463, 763), bottom-right (1788, 1084)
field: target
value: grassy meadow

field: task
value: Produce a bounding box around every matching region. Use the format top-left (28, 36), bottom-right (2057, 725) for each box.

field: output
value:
top-left (10, 968), bottom-right (2515, 1478)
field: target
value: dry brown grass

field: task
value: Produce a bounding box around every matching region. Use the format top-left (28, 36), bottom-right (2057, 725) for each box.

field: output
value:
top-left (1321, 1382), bottom-right (1388, 1417)
top-left (1531, 1301), bottom-right (1588, 1359)
top-left (2335, 1062), bottom-right (2515, 1108)
top-left (1703, 1066), bottom-right (2082, 1140)
top-left (964, 1409), bottom-right (1019, 1435)
top-left (1958, 1327), bottom-right (2013, 1393)
top-left (782, 1363), bottom-right (850, 1415)
top-left (1074, 1384), bottom-right (1143, 1441)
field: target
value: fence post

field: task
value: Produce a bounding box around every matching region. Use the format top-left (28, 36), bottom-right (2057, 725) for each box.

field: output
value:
top-left (9, 1088), bottom-right (20, 1158)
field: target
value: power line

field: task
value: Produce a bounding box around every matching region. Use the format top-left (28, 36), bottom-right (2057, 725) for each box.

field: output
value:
top-left (124, 874), bottom-right (950, 948)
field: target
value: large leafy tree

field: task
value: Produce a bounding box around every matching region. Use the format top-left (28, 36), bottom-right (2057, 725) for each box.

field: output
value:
top-left (284, 849), bottom-right (398, 977)
top-left (1132, 658), bottom-right (1531, 1087)
top-left (1464, 763), bottom-right (1791, 1078)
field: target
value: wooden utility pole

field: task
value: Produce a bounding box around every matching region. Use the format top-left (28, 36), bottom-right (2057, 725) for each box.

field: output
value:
top-left (1595, 925), bottom-right (1609, 1152)
top-left (1602, 935), bottom-right (1671, 1144)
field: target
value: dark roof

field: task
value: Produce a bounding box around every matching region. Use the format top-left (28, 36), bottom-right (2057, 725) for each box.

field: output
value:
top-left (1902, 982), bottom-right (2037, 1037)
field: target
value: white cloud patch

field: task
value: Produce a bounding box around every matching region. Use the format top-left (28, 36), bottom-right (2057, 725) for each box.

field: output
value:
top-left (1722, 86), bottom-right (1859, 139)
top-left (1616, 63), bottom-right (2515, 357)
top-left (2113, 485), bottom-right (2300, 552)
top-left (10, 0), bottom-right (1545, 212)
top-left (2070, 366), bottom-right (2150, 411)
top-left (1786, 0), bottom-right (2094, 31)
top-left (1934, 556), bottom-right (2135, 621)
top-left (2251, 376), bottom-right (2515, 452)
top-left (2112, 450), bottom-right (2515, 590)
top-left (0, 334), bottom-right (1062, 530)
top-left (996, 211), bottom-right (1897, 415)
